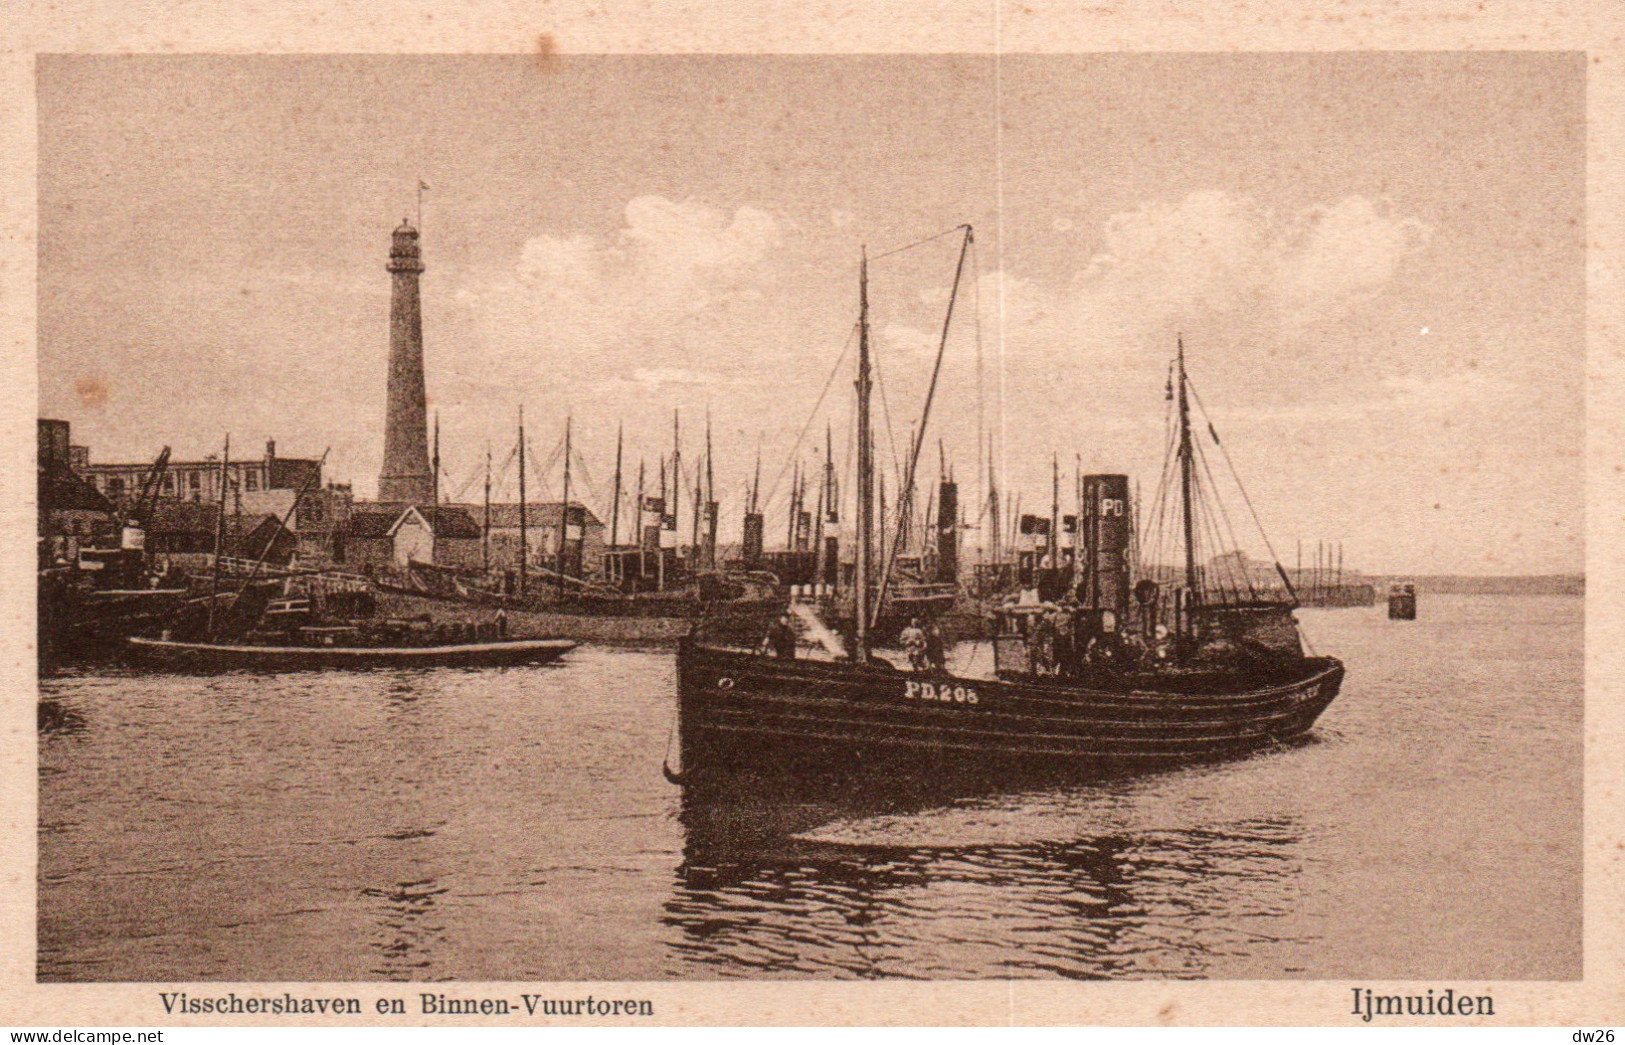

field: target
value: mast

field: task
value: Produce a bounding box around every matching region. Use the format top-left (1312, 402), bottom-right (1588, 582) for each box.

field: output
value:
top-left (636, 458), bottom-right (646, 584)
top-left (671, 409), bottom-right (681, 562)
top-left (920, 482), bottom-right (934, 561)
top-left (232, 460), bottom-right (242, 561)
top-left (878, 472), bottom-right (887, 583)
top-left (704, 412), bottom-right (717, 568)
top-left (559, 415), bottom-right (572, 594)
top-left (207, 434), bottom-right (230, 636)
top-left (822, 422), bottom-right (836, 589)
top-left (431, 411), bottom-right (440, 565)
top-left (786, 459), bottom-right (799, 552)
top-left (223, 448), bottom-right (329, 630)
top-left (518, 405), bottom-right (527, 597)
top-left (900, 423), bottom-right (916, 555)
top-left (813, 458), bottom-right (826, 580)
top-left (875, 224), bottom-right (972, 615)
top-left (691, 433), bottom-right (703, 561)
top-left (1072, 453), bottom-right (1082, 595)
top-left (483, 444), bottom-right (491, 574)
top-left (750, 443), bottom-right (761, 514)
top-left (1050, 453), bottom-right (1060, 573)
top-left (854, 246), bottom-right (874, 662)
top-left (609, 422), bottom-right (623, 550)
top-left (657, 455), bottom-right (667, 591)
top-left (988, 433), bottom-right (1000, 571)
top-left (1177, 334), bottom-right (1199, 602)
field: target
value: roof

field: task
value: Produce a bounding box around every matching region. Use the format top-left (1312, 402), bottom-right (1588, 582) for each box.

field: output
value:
top-left (146, 501), bottom-right (220, 534)
top-left (347, 503), bottom-right (408, 538)
top-left (422, 505), bottom-right (482, 539)
top-left (346, 502), bottom-right (483, 540)
top-left (144, 503), bottom-right (281, 539)
top-left (458, 501), bottom-right (602, 529)
top-left (39, 464), bottom-right (115, 515)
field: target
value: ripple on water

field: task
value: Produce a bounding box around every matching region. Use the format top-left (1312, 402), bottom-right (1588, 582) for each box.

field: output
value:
top-left (38, 597), bottom-right (1582, 980)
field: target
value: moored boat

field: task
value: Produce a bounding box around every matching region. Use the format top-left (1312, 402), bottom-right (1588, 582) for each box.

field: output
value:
top-left (127, 634), bottom-right (576, 671)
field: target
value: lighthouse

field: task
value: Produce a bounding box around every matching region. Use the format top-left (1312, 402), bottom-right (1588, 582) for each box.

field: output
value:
top-left (378, 219), bottom-right (434, 503)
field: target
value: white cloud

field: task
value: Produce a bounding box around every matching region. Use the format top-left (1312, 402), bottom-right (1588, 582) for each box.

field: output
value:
top-left (1282, 196), bottom-right (1432, 327)
top-left (456, 194), bottom-right (791, 388)
top-left (879, 321), bottom-right (937, 360)
top-left (619, 196), bottom-right (780, 299)
top-left (957, 190), bottom-right (1435, 411)
top-left (1069, 190), bottom-right (1430, 336)
top-left (505, 195), bottom-right (782, 315)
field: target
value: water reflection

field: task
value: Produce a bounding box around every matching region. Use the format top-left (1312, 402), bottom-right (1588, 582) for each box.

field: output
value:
top-left (668, 774), bottom-right (1307, 978)
top-left (39, 698), bottom-right (88, 737)
top-left (362, 876), bottom-right (448, 980)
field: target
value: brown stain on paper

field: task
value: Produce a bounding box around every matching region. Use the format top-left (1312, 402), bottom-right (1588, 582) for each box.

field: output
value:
top-left (535, 33), bottom-right (559, 73)
top-left (74, 376), bottom-right (108, 409)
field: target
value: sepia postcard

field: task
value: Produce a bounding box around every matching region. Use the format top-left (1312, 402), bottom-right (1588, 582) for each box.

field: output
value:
top-left (4, 0), bottom-right (1623, 1029)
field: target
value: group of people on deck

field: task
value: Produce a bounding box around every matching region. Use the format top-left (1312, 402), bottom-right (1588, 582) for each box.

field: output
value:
top-left (758, 600), bottom-right (1156, 675)
top-left (898, 617), bottom-right (946, 673)
top-left (758, 612), bottom-right (948, 672)
top-left (1006, 598), bottom-right (1147, 677)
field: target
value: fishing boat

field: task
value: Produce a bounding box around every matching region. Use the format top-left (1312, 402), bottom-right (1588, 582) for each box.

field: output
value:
top-left (127, 634), bottom-right (575, 671)
top-left (116, 440), bottom-right (579, 672)
top-left (372, 411), bottom-right (783, 645)
top-left (673, 230), bottom-right (1343, 782)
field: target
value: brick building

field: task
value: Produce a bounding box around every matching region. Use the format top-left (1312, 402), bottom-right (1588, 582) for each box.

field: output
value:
top-left (459, 502), bottom-right (605, 578)
top-left (78, 439), bottom-right (321, 509)
top-left (341, 503), bottom-right (483, 573)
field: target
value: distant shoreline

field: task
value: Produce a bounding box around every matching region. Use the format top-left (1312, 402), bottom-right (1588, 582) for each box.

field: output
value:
top-left (1369, 575), bottom-right (1583, 596)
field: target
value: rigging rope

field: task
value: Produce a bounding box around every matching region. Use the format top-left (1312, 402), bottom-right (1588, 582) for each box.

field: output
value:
top-left (1187, 379), bottom-right (1293, 581)
top-left (761, 320), bottom-right (857, 514)
top-left (871, 224), bottom-right (969, 261)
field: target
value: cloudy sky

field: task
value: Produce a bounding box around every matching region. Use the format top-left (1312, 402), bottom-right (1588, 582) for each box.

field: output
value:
top-left (38, 53), bottom-right (1582, 574)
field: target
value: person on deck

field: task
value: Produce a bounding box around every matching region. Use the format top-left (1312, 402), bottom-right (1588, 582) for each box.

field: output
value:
top-left (923, 620), bottom-right (946, 673)
top-left (1032, 610), bottom-right (1058, 676)
top-left (495, 608), bottom-right (508, 639)
top-left (900, 618), bottom-right (928, 672)
top-left (763, 613), bottom-right (798, 660)
top-left (1051, 603), bottom-right (1076, 677)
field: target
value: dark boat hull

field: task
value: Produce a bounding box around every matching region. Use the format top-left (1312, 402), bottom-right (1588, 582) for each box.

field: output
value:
top-left (373, 588), bottom-right (777, 646)
top-left (675, 638), bottom-right (1343, 779)
top-left (126, 636), bottom-right (577, 671)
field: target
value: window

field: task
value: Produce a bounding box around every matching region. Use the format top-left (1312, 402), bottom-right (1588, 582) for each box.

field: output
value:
top-left (107, 476), bottom-right (125, 498)
top-left (245, 470), bottom-right (259, 491)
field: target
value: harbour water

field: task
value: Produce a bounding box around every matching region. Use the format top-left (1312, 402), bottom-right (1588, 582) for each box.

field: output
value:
top-left (38, 594), bottom-right (1582, 981)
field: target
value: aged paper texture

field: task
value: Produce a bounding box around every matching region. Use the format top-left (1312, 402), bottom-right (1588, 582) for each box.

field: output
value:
top-left (4, 0), bottom-right (1623, 1028)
